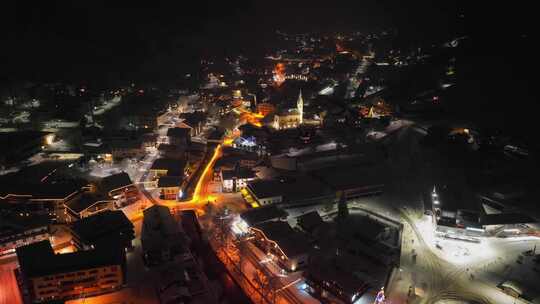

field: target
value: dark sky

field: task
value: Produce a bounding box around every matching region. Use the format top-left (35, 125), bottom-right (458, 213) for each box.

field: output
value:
top-left (0, 1), bottom-right (537, 84)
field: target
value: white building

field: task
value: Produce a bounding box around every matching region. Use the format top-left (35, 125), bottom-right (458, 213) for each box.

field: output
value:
top-left (221, 167), bottom-right (256, 192)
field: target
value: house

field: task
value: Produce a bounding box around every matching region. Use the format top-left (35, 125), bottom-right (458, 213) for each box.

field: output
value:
top-left (82, 141), bottom-right (113, 163)
top-left (219, 147), bottom-right (259, 167)
top-left (251, 221), bottom-right (311, 271)
top-left (232, 205), bottom-right (288, 234)
top-left (207, 128), bottom-right (225, 144)
top-left (179, 111), bottom-right (206, 137)
top-left (213, 152), bottom-right (259, 181)
top-left (221, 166), bottom-right (256, 192)
top-left (150, 158), bottom-right (186, 179)
top-left (240, 205), bottom-right (288, 227)
top-left (141, 205), bottom-right (190, 266)
top-left (150, 158), bottom-right (187, 199)
top-left (0, 162), bottom-right (85, 222)
top-left (0, 216), bottom-right (50, 256)
top-left (100, 172), bottom-right (139, 207)
top-left (303, 213), bottom-right (398, 304)
top-left (311, 164), bottom-right (386, 200)
top-left (141, 133), bottom-right (158, 149)
top-left (16, 240), bottom-right (126, 303)
top-left (296, 211), bottom-right (324, 235)
top-left (70, 210), bottom-right (134, 251)
top-left (167, 127), bottom-right (191, 146)
top-left (158, 176), bottom-right (184, 200)
top-left (65, 193), bottom-right (115, 222)
top-left (158, 144), bottom-right (187, 160)
top-left (245, 174), bottom-right (334, 207)
top-left (0, 131), bottom-right (50, 168)
top-left (304, 256), bottom-right (371, 304)
top-left (109, 140), bottom-right (144, 160)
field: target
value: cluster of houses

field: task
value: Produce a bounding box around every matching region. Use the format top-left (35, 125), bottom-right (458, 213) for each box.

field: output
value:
top-left (235, 205), bottom-right (401, 304)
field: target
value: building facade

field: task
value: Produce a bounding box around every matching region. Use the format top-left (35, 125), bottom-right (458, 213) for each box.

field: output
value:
top-left (70, 210), bottom-right (135, 251)
top-left (250, 221), bottom-right (310, 272)
top-left (220, 167), bottom-right (256, 192)
top-left (0, 220), bottom-right (49, 256)
top-left (16, 240), bottom-right (125, 303)
top-left (273, 90), bottom-right (304, 130)
top-left (157, 176), bottom-right (183, 200)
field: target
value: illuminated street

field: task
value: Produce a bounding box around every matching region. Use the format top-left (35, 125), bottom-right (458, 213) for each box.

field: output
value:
top-left (0, 265), bottom-right (22, 304)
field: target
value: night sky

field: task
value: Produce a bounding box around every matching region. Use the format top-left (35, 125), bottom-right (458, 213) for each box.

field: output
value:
top-left (0, 2), bottom-right (470, 79)
top-left (1, 1), bottom-right (538, 100)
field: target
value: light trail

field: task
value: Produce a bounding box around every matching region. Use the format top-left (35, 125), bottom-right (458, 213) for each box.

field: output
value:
top-left (192, 144), bottom-right (222, 203)
top-left (159, 144), bottom-right (222, 208)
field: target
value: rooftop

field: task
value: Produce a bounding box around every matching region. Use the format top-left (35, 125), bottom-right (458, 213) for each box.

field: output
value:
top-left (240, 205), bottom-right (288, 227)
top-left (253, 221), bottom-right (311, 258)
top-left (179, 111), bottom-right (206, 126)
top-left (158, 176), bottom-right (183, 188)
top-left (65, 192), bottom-right (112, 214)
top-left (434, 184), bottom-right (481, 213)
top-left (100, 172), bottom-right (133, 193)
top-left (214, 154), bottom-right (259, 170)
top-left (70, 210), bottom-right (134, 246)
top-left (0, 162), bottom-right (86, 200)
top-left (247, 174), bottom-right (333, 202)
top-left (0, 215), bottom-right (50, 242)
top-left (310, 163), bottom-right (386, 191)
top-left (337, 215), bottom-right (386, 243)
top-left (207, 128), bottom-right (225, 141)
top-left (296, 211), bottom-right (324, 233)
top-left (480, 213), bottom-right (537, 226)
top-left (150, 158), bottom-right (186, 176)
top-left (306, 256), bottom-right (369, 298)
top-left (16, 240), bottom-right (124, 278)
top-left (167, 127), bottom-right (191, 138)
top-left (158, 143), bottom-right (186, 154)
top-left (141, 205), bottom-right (182, 252)
top-left (222, 167), bottom-right (256, 180)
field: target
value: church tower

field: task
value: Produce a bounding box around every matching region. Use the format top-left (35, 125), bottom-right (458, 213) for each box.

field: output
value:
top-left (297, 89), bottom-right (304, 124)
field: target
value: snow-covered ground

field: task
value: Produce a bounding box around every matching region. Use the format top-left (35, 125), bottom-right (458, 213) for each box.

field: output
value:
top-left (93, 95), bottom-right (122, 116)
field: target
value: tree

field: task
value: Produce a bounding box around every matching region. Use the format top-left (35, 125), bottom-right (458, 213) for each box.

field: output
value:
top-left (253, 268), bottom-right (277, 304)
top-left (337, 192), bottom-right (349, 222)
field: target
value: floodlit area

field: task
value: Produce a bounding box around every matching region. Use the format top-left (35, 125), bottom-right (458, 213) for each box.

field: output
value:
top-left (402, 210), bottom-right (540, 304)
top-left (434, 234), bottom-right (497, 266)
top-left (413, 214), bottom-right (498, 266)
